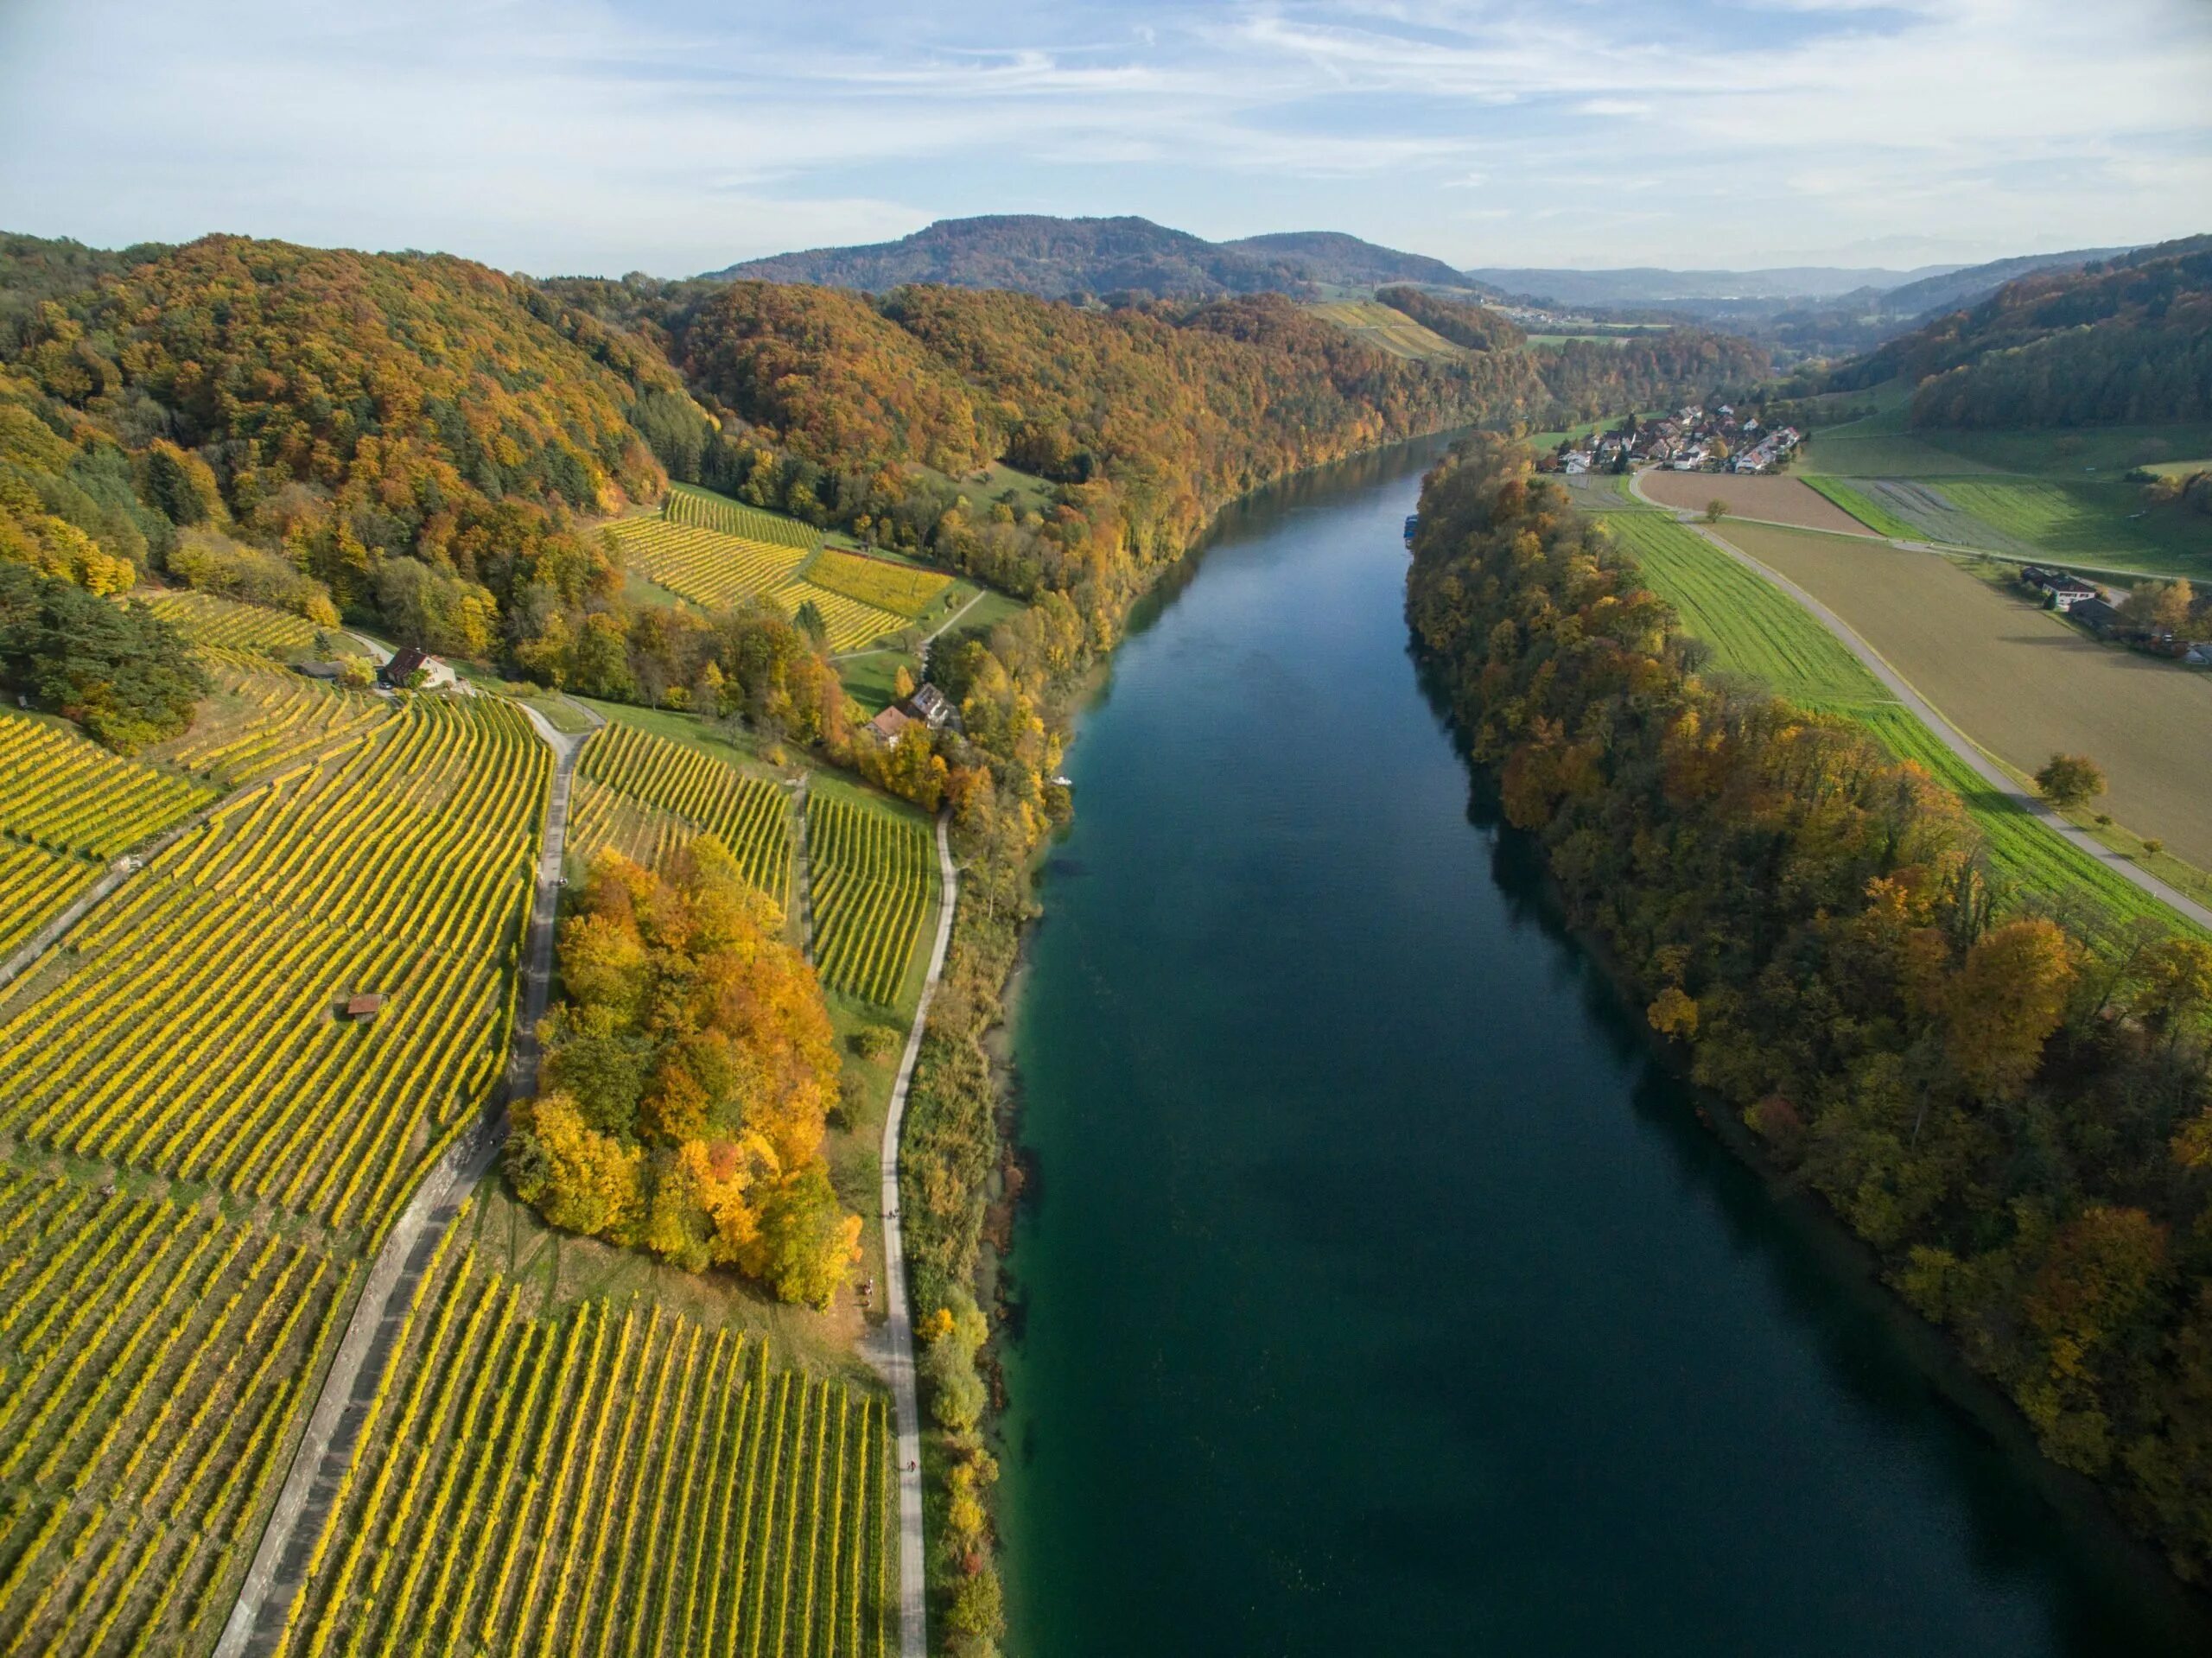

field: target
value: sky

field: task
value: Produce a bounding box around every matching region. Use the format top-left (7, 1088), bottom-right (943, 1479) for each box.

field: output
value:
top-left (3, 0), bottom-right (2209, 278)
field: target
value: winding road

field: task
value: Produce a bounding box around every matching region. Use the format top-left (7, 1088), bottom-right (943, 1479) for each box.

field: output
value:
top-left (1626, 473), bottom-right (2212, 932)
top-left (216, 698), bottom-right (595, 1657)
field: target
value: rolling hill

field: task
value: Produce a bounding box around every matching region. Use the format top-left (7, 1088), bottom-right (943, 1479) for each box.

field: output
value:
top-left (709, 214), bottom-right (1484, 301)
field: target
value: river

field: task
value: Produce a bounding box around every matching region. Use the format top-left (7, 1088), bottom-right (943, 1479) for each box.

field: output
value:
top-left (995, 435), bottom-right (2209, 1655)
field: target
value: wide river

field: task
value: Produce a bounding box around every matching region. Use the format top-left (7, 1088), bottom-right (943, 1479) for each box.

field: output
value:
top-left (995, 435), bottom-right (2210, 1655)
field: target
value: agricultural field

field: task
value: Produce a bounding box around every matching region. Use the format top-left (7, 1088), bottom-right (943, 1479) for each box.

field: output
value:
top-left (0, 695), bottom-right (546, 1231)
top-left (274, 1229), bottom-right (892, 1658)
top-left (664, 481), bottom-right (823, 551)
top-left (601, 516), bottom-right (812, 610)
top-left (146, 651), bottom-right (392, 786)
top-left (601, 518), bottom-right (907, 652)
top-left (1606, 513), bottom-right (1881, 708)
top-left (137, 590), bottom-right (340, 658)
top-left (0, 1170), bottom-right (353, 1655)
top-left (804, 549), bottom-right (953, 618)
top-left (1306, 298), bottom-right (1468, 363)
top-left (1618, 510), bottom-right (2200, 939)
top-left (0, 710), bottom-right (215, 858)
top-left (1802, 478), bottom-right (1921, 541)
top-left (0, 842), bottom-right (99, 959)
top-left (1636, 470), bottom-right (1874, 536)
top-left (574, 719), bottom-right (793, 905)
top-left (806, 785), bottom-right (936, 1007)
top-left (1709, 520), bottom-right (2212, 870)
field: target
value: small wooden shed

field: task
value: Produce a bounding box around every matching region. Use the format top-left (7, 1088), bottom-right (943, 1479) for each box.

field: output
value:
top-left (343, 994), bottom-right (386, 1021)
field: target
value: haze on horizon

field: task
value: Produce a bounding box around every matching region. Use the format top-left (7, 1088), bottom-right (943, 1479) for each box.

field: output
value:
top-left (2, 0), bottom-right (2209, 279)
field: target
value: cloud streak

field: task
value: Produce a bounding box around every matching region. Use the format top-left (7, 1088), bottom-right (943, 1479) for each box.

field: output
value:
top-left (0, 0), bottom-right (2204, 274)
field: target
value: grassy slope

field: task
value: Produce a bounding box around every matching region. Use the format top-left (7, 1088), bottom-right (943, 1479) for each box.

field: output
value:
top-left (1609, 509), bottom-right (2202, 938)
top-left (1797, 400), bottom-right (2212, 575)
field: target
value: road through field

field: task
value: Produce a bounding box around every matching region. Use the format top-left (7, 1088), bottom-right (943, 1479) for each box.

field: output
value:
top-left (216, 698), bottom-right (595, 1658)
top-left (1709, 520), bottom-right (2212, 872)
top-left (1636, 514), bottom-right (2212, 931)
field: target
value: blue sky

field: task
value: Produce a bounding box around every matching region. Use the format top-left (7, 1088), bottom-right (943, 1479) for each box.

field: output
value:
top-left (3, 0), bottom-right (2208, 276)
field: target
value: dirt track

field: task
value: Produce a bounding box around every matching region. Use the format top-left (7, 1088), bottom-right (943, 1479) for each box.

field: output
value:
top-left (1639, 470), bottom-right (1876, 535)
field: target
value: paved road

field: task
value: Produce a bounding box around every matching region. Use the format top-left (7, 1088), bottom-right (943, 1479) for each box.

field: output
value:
top-left (1623, 474), bottom-right (2212, 932)
top-left (215, 698), bottom-right (594, 1658)
top-left (867, 811), bottom-right (959, 1658)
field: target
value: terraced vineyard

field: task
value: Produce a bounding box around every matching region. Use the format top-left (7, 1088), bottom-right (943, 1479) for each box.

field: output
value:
top-left (0, 711), bottom-right (217, 858)
top-left (805, 549), bottom-right (952, 618)
top-left (601, 518), bottom-right (906, 651)
top-left (139, 590), bottom-right (332, 657)
top-left (0, 842), bottom-right (99, 960)
top-left (149, 651), bottom-right (392, 786)
top-left (275, 1232), bottom-right (892, 1658)
top-left (569, 779), bottom-right (698, 879)
top-left (604, 517), bottom-right (812, 609)
top-left (665, 481), bottom-right (822, 550)
top-left (574, 721), bottom-right (792, 903)
top-left (0, 1172), bottom-right (352, 1655)
top-left (0, 695), bottom-right (547, 1231)
top-left (806, 788), bottom-right (934, 1007)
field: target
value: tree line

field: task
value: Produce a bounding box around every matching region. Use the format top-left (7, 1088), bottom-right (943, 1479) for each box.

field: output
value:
top-left (1407, 435), bottom-right (2212, 1584)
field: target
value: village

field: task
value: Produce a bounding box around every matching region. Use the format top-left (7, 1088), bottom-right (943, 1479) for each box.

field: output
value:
top-left (1541, 404), bottom-right (1805, 476)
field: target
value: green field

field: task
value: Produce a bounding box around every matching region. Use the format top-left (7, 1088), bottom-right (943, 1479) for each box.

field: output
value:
top-left (1802, 477), bottom-right (1919, 540)
top-left (1612, 509), bottom-right (2201, 940)
top-left (805, 784), bottom-right (937, 1009)
top-left (1606, 513), bottom-right (1879, 706)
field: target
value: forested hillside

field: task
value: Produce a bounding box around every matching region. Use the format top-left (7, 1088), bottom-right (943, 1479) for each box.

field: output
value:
top-left (1835, 234), bottom-right (2212, 427)
top-left (1408, 435), bottom-right (2212, 1583)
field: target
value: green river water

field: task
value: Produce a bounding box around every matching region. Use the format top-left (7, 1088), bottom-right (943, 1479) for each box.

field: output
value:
top-left (995, 435), bottom-right (2211, 1655)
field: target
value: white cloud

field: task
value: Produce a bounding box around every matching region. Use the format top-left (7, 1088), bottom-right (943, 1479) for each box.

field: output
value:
top-left (0, 0), bottom-right (2205, 271)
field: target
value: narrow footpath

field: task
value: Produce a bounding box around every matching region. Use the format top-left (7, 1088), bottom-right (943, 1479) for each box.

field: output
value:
top-left (1624, 473), bottom-right (2212, 932)
top-left (868, 811), bottom-right (959, 1658)
top-left (216, 698), bottom-right (597, 1657)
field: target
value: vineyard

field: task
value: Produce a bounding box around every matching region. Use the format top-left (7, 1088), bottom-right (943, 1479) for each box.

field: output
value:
top-left (664, 481), bottom-right (823, 551)
top-left (148, 651), bottom-right (392, 786)
top-left (139, 590), bottom-right (333, 657)
top-left (804, 549), bottom-right (952, 618)
top-left (0, 842), bottom-right (99, 960)
top-left (806, 788), bottom-right (934, 1007)
top-left (0, 711), bottom-right (217, 860)
top-left (574, 721), bottom-right (792, 904)
top-left (601, 518), bottom-right (906, 651)
top-left (276, 1232), bottom-right (892, 1658)
top-left (0, 695), bottom-right (547, 1231)
top-left (0, 1171), bottom-right (351, 1656)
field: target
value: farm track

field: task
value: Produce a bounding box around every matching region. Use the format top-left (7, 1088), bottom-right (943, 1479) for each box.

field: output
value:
top-left (1624, 473), bottom-right (2212, 932)
top-left (216, 697), bottom-right (601, 1658)
top-left (865, 811), bottom-right (956, 1658)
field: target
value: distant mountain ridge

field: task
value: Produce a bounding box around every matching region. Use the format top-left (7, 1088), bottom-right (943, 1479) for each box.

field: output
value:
top-left (1463, 264), bottom-right (1962, 308)
top-left (708, 215), bottom-right (1485, 301)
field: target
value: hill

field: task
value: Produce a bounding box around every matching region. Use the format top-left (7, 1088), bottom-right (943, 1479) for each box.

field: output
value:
top-left (1218, 231), bottom-right (1477, 292)
top-left (1872, 245), bottom-right (2134, 321)
top-left (709, 214), bottom-right (1484, 302)
top-left (1835, 233), bottom-right (2212, 427)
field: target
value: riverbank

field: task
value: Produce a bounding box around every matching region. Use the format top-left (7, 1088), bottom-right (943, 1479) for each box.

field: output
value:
top-left (1404, 435), bottom-right (2212, 1624)
top-left (994, 431), bottom-right (2210, 1655)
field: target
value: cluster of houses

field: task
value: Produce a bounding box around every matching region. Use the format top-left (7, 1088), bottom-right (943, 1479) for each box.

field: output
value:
top-left (2019, 566), bottom-right (2212, 665)
top-left (1551, 406), bottom-right (1803, 476)
top-left (864, 680), bottom-right (957, 745)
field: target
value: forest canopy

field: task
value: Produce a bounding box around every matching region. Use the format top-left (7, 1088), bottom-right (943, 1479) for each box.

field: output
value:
top-left (508, 839), bottom-right (861, 1308)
